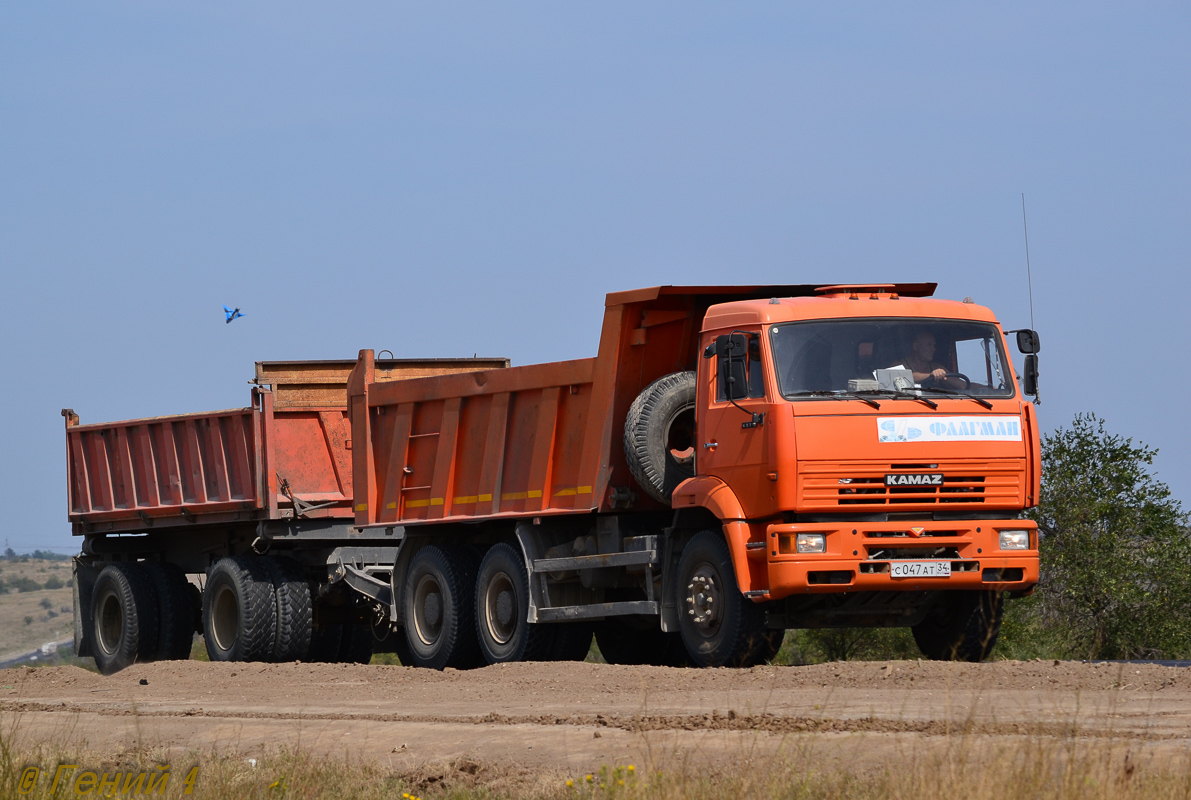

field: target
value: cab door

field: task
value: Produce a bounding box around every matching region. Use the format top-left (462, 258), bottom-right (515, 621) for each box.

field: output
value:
top-left (698, 330), bottom-right (773, 518)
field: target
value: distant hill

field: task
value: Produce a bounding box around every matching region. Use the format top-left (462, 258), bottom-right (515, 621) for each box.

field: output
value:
top-left (0, 557), bottom-right (75, 661)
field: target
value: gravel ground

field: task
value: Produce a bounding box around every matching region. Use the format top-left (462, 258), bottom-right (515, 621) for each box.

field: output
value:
top-left (3, 659), bottom-right (1190, 775)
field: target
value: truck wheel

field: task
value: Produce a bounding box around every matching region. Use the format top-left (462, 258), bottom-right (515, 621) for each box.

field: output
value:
top-left (203, 557), bottom-right (277, 663)
top-left (624, 371), bottom-right (697, 504)
top-left (91, 563), bottom-right (160, 675)
top-left (261, 557), bottom-right (313, 662)
top-left (373, 623), bottom-right (415, 665)
top-left (339, 624), bottom-right (375, 664)
top-left (745, 630), bottom-right (786, 666)
top-left (549, 622), bottom-right (594, 662)
top-left (391, 629), bottom-right (414, 666)
top-left (307, 622), bottom-right (343, 662)
top-left (595, 617), bottom-right (689, 666)
top-left (676, 531), bottom-right (766, 667)
top-left (402, 545), bottom-right (482, 669)
top-left (911, 591), bottom-right (1003, 662)
top-left (474, 543), bottom-right (554, 664)
top-left (143, 562), bottom-right (196, 661)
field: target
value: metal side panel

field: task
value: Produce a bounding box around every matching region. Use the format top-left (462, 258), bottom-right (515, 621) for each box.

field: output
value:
top-left (65, 409), bottom-right (261, 530)
top-left (536, 601), bottom-right (659, 622)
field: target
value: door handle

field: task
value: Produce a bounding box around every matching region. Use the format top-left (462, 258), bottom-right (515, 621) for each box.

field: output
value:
top-left (703, 442), bottom-right (718, 450)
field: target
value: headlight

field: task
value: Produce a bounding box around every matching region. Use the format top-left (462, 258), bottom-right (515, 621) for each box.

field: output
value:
top-left (795, 533), bottom-right (826, 554)
top-left (999, 530), bottom-right (1030, 550)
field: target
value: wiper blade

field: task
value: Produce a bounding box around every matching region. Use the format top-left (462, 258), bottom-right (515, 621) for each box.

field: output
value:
top-left (917, 387), bottom-right (994, 409)
top-left (854, 388), bottom-right (937, 410)
top-left (787, 390), bottom-right (881, 409)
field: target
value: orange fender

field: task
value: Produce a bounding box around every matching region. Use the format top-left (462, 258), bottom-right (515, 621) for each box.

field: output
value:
top-left (673, 476), bottom-right (766, 595)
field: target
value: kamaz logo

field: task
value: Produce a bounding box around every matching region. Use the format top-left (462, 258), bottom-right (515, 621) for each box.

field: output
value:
top-left (885, 473), bottom-right (944, 487)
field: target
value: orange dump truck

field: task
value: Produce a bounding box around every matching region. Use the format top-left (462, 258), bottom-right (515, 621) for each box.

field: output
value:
top-left (67, 284), bottom-right (1041, 673)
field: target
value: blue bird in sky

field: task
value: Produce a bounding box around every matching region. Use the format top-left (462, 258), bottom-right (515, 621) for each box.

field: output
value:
top-left (223, 305), bottom-right (245, 324)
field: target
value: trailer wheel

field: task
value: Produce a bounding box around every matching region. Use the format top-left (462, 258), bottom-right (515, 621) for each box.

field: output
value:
top-left (594, 617), bottom-right (689, 666)
top-left (202, 557), bottom-right (277, 663)
top-left (624, 371), bottom-right (697, 504)
top-left (548, 622), bottom-right (594, 662)
top-left (91, 563), bottom-right (160, 675)
top-left (401, 546), bottom-right (482, 669)
top-left (143, 562), bottom-right (197, 661)
top-left (676, 531), bottom-right (766, 667)
top-left (261, 557), bottom-right (313, 662)
top-left (307, 622), bottom-right (343, 663)
top-left (339, 624), bottom-right (375, 664)
top-left (911, 591), bottom-right (1003, 662)
top-left (474, 543), bottom-right (553, 664)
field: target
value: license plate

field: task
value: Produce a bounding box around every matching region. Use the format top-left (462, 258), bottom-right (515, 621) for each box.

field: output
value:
top-left (890, 560), bottom-right (952, 578)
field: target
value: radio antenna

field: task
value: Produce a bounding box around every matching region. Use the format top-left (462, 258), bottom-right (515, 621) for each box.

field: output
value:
top-left (1020, 193), bottom-right (1036, 332)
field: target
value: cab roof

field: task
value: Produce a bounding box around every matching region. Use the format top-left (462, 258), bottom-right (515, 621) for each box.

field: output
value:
top-left (700, 290), bottom-right (1000, 332)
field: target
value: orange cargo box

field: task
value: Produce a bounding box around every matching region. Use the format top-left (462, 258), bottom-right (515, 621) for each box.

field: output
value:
top-left (63, 358), bottom-right (508, 534)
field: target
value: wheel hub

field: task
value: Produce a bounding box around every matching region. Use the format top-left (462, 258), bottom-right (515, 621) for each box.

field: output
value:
top-left (685, 565), bottom-right (721, 632)
top-left (211, 584), bottom-right (240, 652)
top-left (412, 575), bottom-right (444, 646)
top-left (484, 571), bottom-right (518, 646)
top-left (95, 589), bottom-right (123, 656)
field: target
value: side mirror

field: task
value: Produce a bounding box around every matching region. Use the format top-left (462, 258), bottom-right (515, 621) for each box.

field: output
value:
top-left (713, 333), bottom-right (751, 401)
top-left (1022, 354), bottom-right (1038, 396)
top-left (1016, 330), bottom-right (1041, 354)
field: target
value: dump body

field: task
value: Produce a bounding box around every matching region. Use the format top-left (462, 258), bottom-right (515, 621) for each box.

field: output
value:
top-left (64, 358), bottom-right (508, 535)
top-left (347, 285), bottom-right (850, 527)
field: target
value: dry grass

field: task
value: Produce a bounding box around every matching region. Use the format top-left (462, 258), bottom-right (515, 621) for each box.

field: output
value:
top-left (4, 705), bottom-right (1191, 800)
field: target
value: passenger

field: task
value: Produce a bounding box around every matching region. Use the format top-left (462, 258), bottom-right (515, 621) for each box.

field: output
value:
top-left (903, 331), bottom-right (960, 388)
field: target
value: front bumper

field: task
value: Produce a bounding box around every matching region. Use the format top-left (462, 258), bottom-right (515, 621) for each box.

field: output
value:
top-left (764, 519), bottom-right (1038, 601)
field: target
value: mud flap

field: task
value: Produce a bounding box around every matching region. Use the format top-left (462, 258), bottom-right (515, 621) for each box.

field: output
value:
top-left (72, 558), bottom-right (100, 658)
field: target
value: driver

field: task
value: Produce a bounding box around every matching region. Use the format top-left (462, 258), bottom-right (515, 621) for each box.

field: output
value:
top-left (904, 331), bottom-right (961, 388)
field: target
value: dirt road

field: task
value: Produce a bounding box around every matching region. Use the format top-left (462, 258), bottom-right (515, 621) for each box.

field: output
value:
top-left (4, 660), bottom-right (1191, 778)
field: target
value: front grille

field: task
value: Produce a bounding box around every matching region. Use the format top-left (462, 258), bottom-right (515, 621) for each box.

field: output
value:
top-left (838, 476), bottom-right (985, 504)
top-left (865, 546), bottom-right (961, 561)
top-left (866, 530), bottom-right (960, 539)
top-left (800, 465), bottom-right (1022, 509)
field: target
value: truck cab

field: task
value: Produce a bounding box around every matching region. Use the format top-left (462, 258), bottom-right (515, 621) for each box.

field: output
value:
top-left (668, 284), bottom-right (1039, 656)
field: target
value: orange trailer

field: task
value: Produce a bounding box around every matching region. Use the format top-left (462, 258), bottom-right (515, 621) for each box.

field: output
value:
top-left (66, 284), bottom-right (1041, 674)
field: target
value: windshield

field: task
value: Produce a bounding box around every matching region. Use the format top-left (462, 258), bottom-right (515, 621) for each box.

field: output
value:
top-left (770, 318), bottom-right (1015, 399)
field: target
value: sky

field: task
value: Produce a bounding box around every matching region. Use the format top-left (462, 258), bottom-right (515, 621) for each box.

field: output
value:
top-left (2, 3), bottom-right (1188, 553)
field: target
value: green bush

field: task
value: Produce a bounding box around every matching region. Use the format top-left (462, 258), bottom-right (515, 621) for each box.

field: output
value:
top-left (43, 575), bottom-right (64, 590)
top-left (1001, 413), bottom-right (1191, 660)
top-left (7, 576), bottom-right (42, 593)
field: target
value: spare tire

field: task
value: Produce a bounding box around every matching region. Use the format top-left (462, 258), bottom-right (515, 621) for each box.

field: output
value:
top-left (624, 371), bottom-right (697, 504)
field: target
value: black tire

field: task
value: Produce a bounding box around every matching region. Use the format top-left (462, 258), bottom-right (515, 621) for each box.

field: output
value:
top-left (912, 591), bottom-right (1003, 662)
top-left (746, 629), bottom-right (786, 666)
top-left (339, 624), bottom-right (375, 664)
top-left (202, 557), bottom-right (277, 663)
top-left (391, 630), bottom-right (414, 666)
top-left (373, 624), bottom-right (415, 665)
top-left (307, 622), bottom-right (343, 663)
top-left (474, 543), bottom-right (555, 664)
top-left (548, 622), bottom-right (594, 662)
top-left (260, 557), bottom-right (313, 662)
top-left (676, 531), bottom-right (766, 667)
top-left (91, 563), bottom-right (160, 675)
top-left (143, 562), bottom-right (196, 661)
top-left (624, 371), bottom-right (697, 504)
top-left (595, 617), bottom-right (689, 666)
top-left (402, 545), bottom-right (482, 670)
